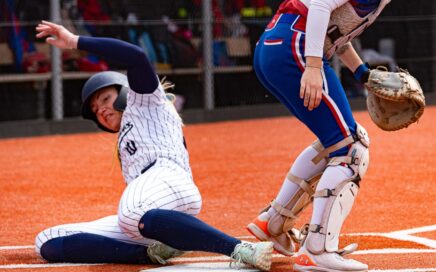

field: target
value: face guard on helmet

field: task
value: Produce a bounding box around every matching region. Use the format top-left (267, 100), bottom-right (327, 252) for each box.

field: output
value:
top-left (81, 71), bottom-right (129, 133)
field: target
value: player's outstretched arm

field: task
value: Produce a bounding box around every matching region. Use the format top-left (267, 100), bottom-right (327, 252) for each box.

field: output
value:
top-left (36, 20), bottom-right (78, 49)
top-left (36, 20), bottom-right (158, 93)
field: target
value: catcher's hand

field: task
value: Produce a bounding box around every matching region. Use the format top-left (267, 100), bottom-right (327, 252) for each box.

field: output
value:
top-left (365, 67), bottom-right (425, 131)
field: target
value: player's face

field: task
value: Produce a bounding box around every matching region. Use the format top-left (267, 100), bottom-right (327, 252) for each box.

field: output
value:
top-left (90, 86), bottom-right (122, 132)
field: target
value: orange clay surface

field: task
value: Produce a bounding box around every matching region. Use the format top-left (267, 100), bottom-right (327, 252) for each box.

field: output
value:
top-left (0, 106), bottom-right (435, 271)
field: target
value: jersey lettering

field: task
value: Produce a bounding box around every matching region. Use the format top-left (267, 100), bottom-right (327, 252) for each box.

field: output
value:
top-left (125, 140), bottom-right (137, 156)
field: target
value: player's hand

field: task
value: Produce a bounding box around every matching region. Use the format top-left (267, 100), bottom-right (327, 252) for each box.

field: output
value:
top-left (300, 66), bottom-right (323, 111)
top-left (36, 20), bottom-right (78, 50)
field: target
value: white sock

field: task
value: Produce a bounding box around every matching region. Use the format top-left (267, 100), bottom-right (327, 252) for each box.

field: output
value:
top-left (267, 145), bottom-right (327, 217)
top-left (310, 165), bottom-right (353, 225)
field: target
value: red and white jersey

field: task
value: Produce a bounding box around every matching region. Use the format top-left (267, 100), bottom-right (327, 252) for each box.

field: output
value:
top-left (117, 81), bottom-right (191, 184)
top-left (275, 0), bottom-right (382, 58)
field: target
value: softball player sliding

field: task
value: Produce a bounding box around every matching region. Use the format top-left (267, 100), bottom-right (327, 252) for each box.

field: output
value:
top-left (34, 21), bottom-right (273, 271)
top-left (246, 0), bottom-right (387, 271)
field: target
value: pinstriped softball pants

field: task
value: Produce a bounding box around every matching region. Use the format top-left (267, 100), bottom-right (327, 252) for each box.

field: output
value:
top-left (35, 161), bottom-right (202, 257)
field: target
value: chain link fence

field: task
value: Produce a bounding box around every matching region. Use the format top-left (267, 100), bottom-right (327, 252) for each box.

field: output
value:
top-left (0, 0), bottom-right (434, 122)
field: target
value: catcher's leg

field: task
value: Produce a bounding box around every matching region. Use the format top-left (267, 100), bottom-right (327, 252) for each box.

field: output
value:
top-left (247, 140), bottom-right (327, 256)
top-left (293, 125), bottom-right (370, 272)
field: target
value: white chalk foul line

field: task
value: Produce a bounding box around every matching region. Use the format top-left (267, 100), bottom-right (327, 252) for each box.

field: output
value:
top-left (1, 262), bottom-right (436, 271)
top-left (345, 224), bottom-right (436, 249)
top-left (390, 224), bottom-right (436, 235)
top-left (0, 245), bottom-right (34, 250)
top-left (1, 248), bottom-right (435, 269)
top-left (349, 248), bottom-right (436, 255)
top-left (384, 233), bottom-right (436, 249)
top-left (369, 269), bottom-right (436, 272)
top-left (144, 263), bottom-right (436, 272)
top-left (0, 263), bottom-right (103, 269)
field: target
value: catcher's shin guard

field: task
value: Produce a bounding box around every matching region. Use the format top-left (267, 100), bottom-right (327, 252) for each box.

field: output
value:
top-left (247, 172), bottom-right (322, 256)
top-left (247, 140), bottom-right (326, 256)
top-left (303, 180), bottom-right (360, 255)
top-left (293, 179), bottom-right (368, 272)
top-left (306, 124), bottom-right (369, 253)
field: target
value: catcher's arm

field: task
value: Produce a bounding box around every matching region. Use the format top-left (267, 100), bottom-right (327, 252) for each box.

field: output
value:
top-left (335, 42), bottom-right (370, 83)
top-left (336, 43), bottom-right (362, 71)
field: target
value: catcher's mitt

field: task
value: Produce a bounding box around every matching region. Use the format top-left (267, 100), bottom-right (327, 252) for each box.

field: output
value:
top-left (365, 67), bottom-right (425, 131)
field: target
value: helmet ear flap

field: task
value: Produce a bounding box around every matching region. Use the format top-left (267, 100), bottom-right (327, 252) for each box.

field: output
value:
top-left (81, 71), bottom-right (129, 120)
top-left (113, 86), bottom-right (129, 112)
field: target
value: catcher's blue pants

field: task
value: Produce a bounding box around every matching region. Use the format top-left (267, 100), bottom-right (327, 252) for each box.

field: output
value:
top-left (254, 13), bottom-right (357, 157)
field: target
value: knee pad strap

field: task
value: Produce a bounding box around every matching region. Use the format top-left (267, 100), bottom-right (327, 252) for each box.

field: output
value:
top-left (328, 125), bottom-right (370, 180)
top-left (268, 172), bottom-right (323, 237)
top-left (311, 123), bottom-right (370, 166)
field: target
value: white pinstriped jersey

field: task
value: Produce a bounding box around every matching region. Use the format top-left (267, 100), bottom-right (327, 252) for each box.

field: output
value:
top-left (118, 82), bottom-right (191, 184)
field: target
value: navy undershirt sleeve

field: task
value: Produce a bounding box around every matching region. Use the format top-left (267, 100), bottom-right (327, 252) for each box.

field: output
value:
top-left (78, 36), bottom-right (158, 93)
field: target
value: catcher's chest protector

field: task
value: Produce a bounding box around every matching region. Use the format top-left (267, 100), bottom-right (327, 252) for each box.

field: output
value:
top-left (323, 0), bottom-right (390, 59)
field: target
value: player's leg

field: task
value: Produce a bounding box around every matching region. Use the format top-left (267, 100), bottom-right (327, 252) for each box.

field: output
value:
top-left (254, 20), bottom-right (369, 270)
top-left (273, 66), bottom-right (368, 270)
top-left (292, 68), bottom-right (369, 271)
top-left (35, 215), bottom-right (162, 264)
top-left (249, 19), bottom-right (329, 256)
top-left (283, 62), bottom-right (369, 271)
top-left (293, 132), bottom-right (369, 271)
top-left (117, 164), bottom-right (273, 271)
top-left (247, 141), bottom-right (327, 256)
top-left (293, 163), bottom-right (369, 272)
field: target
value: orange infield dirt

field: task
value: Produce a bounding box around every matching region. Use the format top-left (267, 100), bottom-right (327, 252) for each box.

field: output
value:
top-left (0, 106), bottom-right (435, 272)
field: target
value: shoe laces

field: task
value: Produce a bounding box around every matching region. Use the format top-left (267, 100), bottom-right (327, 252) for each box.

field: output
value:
top-left (229, 242), bottom-right (255, 269)
top-left (147, 242), bottom-right (174, 265)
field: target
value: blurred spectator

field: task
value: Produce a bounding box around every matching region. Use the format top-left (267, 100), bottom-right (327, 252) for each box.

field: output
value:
top-left (77, 0), bottom-right (111, 36)
top-left (1, 0), bottom-right (49, 73)
top-left (229, 0), bottom-right (273, 18)
top-left (163, 16), bottom-right (200, 68)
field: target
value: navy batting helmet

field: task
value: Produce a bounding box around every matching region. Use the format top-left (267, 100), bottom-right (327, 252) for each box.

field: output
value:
top-left (81, 71), bottom-right (129, 132)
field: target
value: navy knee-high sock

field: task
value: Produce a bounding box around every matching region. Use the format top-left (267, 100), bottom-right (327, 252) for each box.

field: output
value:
top-left (139, 209), bottom-right (241, 256)
top-left (40, 233), bottom-right (152, 264)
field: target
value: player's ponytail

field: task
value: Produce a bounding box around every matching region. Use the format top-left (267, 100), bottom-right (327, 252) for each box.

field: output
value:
top-left (160, 77), bottom-right (183, 123)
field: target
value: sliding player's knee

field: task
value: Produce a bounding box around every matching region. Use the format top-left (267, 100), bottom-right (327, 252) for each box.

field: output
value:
top-left (38, 237), bottom-right (64, 262)
top-left (35, 227), bottom-right (60, 259)
top-left (118, 205), bottom-right (153, 239)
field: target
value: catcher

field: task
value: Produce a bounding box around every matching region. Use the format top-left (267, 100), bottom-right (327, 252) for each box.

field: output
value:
top-left (246, 0), bottom-right (425, 271)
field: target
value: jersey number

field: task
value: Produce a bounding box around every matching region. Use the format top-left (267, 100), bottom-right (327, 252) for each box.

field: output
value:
top-left (125, 140), bottom-right (137, 156)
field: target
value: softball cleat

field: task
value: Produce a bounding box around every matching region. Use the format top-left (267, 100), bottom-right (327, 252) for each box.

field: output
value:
top-left (230, 241), bottom-right (273, 271)
top-left (247, 212), bottom-right (296, 256)
top-left (292, 245), bottom-right (368, 272)
top-left (146, 242), bottom-right (184, 265)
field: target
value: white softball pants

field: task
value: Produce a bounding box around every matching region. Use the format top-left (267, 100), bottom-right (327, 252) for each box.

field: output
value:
top-left (35, 163), bottom-right (202, 256)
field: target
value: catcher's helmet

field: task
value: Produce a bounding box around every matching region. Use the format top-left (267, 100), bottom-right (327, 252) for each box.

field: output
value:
top-left (81, 71), bottom-right (129, 132)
